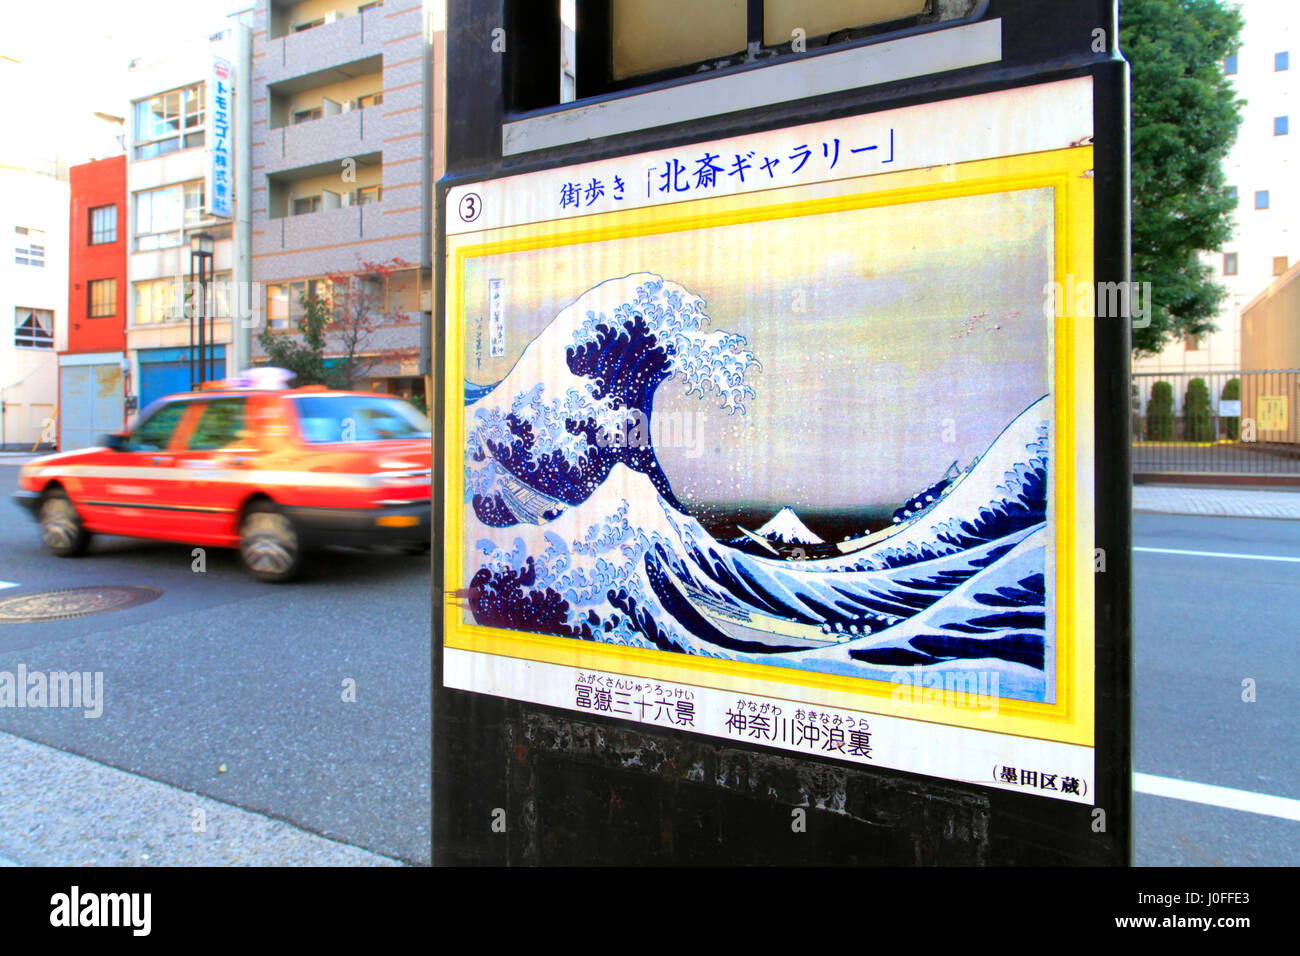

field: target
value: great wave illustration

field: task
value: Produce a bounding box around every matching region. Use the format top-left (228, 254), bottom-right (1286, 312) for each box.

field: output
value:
top-left (463, 274), bottom-right (1053, 703)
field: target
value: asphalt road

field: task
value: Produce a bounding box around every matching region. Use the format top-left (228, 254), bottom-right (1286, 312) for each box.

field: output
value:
top-left (1134, 511), bottom-right (1300, 866)
top-left (0, 464), bottom-right (431, 864)
top-left (1, 457), bottom-right (1294, 867)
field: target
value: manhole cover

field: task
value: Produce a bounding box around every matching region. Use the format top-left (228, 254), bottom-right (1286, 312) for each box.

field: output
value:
top-left (0, 586), bottom-right (163, 623)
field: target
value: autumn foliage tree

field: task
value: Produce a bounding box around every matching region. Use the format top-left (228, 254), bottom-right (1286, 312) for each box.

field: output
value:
top-left (257, 257), bottom-right (415, 389)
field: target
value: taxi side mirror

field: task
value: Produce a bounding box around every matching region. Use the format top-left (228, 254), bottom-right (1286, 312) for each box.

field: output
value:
top-left (102, 433), bottom-right (128, 452)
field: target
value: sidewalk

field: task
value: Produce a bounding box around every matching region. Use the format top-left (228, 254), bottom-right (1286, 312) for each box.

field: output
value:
top-left (0, 731), bottom-right (402, 866)
top-left (1133, 483), bottom-right (1300, 520)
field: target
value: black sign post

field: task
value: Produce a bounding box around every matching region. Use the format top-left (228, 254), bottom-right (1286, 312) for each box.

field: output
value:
top-left (435, 0), bottom-right (1131, 866)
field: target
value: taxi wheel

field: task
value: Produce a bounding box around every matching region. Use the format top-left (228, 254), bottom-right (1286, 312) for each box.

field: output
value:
top-left (239, 503), bottom-right (302, 583)
top-left (39, 489), bottom-right (91, 557)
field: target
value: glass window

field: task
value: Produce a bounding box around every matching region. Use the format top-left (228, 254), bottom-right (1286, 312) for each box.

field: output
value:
top-left (90, 205), bottom-right (118, 244)
top-left (187, 398), bottom-right (248, 450)
top-left (134, 278), bottom-right (182, 325)
top-left (292, 195), bottom-right (321, 215)
top-left (1225, 186), bottom-right (1237, 204)
top-left (14, 226), bottom-right (45, 266)
top-left (292, 395), bottom-right (431, 443)
top-left (1274, 256), bottom-right (1289, 276)
top-left (292, 107), bottom-right (322, 124)
top-left (1223, 252), bottom-right (1238, 275)
top-left (134, 84), bottom-right (204, 159)
top-left (355, 184), bottom-right (382, 205)
top-left (14, 307), bottom-right (54, 349)
top-left (89, 279), bottom-right (117, 317)
top-left (1277, 52), bottom-right (1289, 71)
top-left (1225, 52), bottom-right (1238, 75)
top-left (135, 182), bottom-right (204, 250)
top-left (128, 401), bottom-right (188, 451)
top-left (356, 92), bottom-right (383, 109)
top-left (1275, 116), bottom-right (1289, 136)
top-left (1256, 190), bottom-right (1270, 210)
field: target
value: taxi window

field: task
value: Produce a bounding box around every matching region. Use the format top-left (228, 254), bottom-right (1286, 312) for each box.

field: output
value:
top-left (293, 395), bottom-right (431, 443)
top-left (127, 402), bottom-right (188, 451)
top-left (187, 398), bottom-right (249, 450)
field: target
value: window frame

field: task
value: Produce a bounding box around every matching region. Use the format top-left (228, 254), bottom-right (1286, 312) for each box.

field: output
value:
top-left (1255, 190), bottom-right (1270, 210)
top-left (89, 204), bottom-right (118, 245)
top-left (1275, 115), bottom-right (1289, 136)
top-left (14, 307), bottom-right (55, 349)
top-left (133, 83), bottom-right (205, 160)
top-left (1223, 252), bottom-right (1238, 275)
top-left (134, 181), bottom-right (205, 250)
top-left (1277, 51), bottom-right (1289, 72)
top-left (14, 226), bottom-right (46, 267)
top-left (88, 278), bottom-right (117, 318)
top-left (1225, 52), bottom-right (1239, 75)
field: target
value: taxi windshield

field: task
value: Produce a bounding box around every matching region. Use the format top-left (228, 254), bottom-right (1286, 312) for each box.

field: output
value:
top-left (291, 394), bottom-right (431, 443)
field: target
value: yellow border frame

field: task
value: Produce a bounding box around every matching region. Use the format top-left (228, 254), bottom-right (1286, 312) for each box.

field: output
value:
top-left (443, 146), bottom-right (1095, 747)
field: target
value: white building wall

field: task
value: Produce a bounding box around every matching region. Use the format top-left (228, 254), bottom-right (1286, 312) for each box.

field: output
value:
top-left (0, 167), bottom-right (69, 447)
top-left (1134, 0), bottom-right (1297, 375)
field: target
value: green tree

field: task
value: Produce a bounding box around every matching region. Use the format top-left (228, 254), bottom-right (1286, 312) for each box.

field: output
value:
top-left (1220, 376), bottom-right (1240, 439)
top-left (1121, 0), bottom-right (1244, 355)
top-left (1146, 380), bottom-right (1175, 440)
top-left (256, 292), bottom-right (340, 387)
top-left (1183, 377), bottom-right (1215, 440)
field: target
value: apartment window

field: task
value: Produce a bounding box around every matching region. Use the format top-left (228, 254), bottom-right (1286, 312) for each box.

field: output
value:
top-left (134, 84), bottom-right (205, 159)
top-left (89, 205), bottom-right (118, 245)
top-left (1275, 256), bottom-right (1289, 276)
top-left (266, 278), bottom-right (334, 329)
top-left (356, 92), bottom-right (383, 109)
top-left (134, 278), bottom-right (181, 325)
top-left (1256, 190), bottom-right (1270, 210)
top-left (1223, 252), bottom-right (1238, 275)
top-left (1277, 52), bottom-right (1290, 71)
top-left (359, 2), bottom-right (382, 12)
top-left (1184, 334), bottom-right (1201, 351)
top-left (293, 18), bottom-right (324, 32)
top-left (88, 279), bottom-right (117, 317)
top-left (354, 184), bottom-right (382, 205)
top-left (135, 181), bottom-right (204, 250)
top-left (292, 195), bottom-right (321, 216)
top-left (14, 226), bottom-right (45, 266)
top-left (1225, 52), bottom-right (1238, 75)
top-left (292, 107), bottom-right (322, 125)
top-left (15, 307), bottom-right (54, 349)
top-left (1276, 116), bottom-right (1289, 136)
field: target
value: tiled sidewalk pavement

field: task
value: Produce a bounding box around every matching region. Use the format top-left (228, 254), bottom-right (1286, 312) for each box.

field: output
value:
top-left (1133, 484), bottom-right (1300, 520)
top-left (0, 732), bottom-right (402, 866)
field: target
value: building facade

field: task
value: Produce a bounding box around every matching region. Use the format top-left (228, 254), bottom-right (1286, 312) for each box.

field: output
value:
top-left (124, 26), bottom-right (252, 410)
top-left (61, 154), bottom-right (130, 450)
top-left (1133, 0), bottom-right (1296, 377)
top-left (249, 0), bottom-right (442, 404)
top-left (1, 165), bottom-right (69, 448)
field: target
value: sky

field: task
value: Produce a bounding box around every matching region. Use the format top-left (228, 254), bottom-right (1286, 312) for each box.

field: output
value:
top-left (1, 0), bottom-right (245, 165)
top-left (463, 186), bottom-right (1055, 518)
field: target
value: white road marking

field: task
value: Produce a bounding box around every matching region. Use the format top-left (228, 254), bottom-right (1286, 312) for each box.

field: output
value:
top-left (1135, 772), bottom-right (1300, 822)
top-left (1134, 546), bottom-right (1300, 563)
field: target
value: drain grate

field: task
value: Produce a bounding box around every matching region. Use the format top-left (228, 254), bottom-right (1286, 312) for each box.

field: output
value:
top-left (0, 586), bottom-right (163, 623)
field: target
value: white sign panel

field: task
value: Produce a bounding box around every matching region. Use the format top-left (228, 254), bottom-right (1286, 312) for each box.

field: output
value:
top-left (209, 56), bottom-right (233, 220)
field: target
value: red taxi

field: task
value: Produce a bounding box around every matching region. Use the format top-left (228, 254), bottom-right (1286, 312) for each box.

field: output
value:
top-left (13, 369), bottom-right (431, 582)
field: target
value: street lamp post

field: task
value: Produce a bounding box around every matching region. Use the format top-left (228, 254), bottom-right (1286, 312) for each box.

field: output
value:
top-left (189, 232), bottom-right (214, 389)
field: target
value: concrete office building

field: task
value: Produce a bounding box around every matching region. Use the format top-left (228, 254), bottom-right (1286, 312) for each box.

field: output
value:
top-left (249, 0), bottom-right (443, 404)
top-left (124, 19), bottom-right (254, 409)
top-left (1134, 0), bottom-right (1296, 375)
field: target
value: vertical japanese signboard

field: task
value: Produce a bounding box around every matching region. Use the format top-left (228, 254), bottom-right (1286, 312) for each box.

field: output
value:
top-left (209, 56), bottom-right (233, 220)
top-left (443, 78), bottom-right (1099, 804)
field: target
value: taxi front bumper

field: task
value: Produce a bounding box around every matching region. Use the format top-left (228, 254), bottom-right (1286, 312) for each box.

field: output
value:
top-left (284, 499), bottom-right (431, 549)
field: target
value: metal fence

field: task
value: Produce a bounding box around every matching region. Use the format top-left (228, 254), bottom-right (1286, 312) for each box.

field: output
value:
top-left (1131, 369), bottom-right (1300, 475)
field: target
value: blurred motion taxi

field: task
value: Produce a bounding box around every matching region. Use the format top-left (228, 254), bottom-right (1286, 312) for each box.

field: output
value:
top-left (13, 368), bottom-right (431, 582)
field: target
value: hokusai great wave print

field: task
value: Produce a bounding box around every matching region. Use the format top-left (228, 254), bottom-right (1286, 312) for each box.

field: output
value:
top-left (459, 187), bottom-right (1058, 704)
